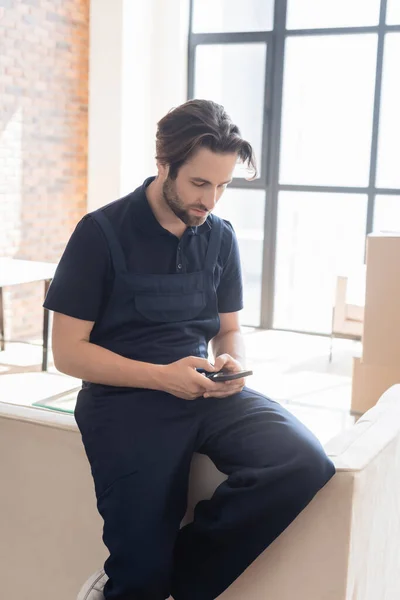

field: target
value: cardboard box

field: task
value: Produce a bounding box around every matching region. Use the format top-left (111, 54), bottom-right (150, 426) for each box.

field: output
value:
top-left (351, 357), bottom-right (400, 414)
top-left (362, 233), bottom-right (400, 368)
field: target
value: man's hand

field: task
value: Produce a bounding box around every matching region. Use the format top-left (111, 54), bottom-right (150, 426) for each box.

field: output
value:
top-left (203, 353), bottom-right (246, 399)
top-left (157, 356), bottom-right (228, 401)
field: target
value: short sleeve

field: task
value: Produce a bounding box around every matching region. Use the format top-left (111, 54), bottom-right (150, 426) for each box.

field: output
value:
top-left (217, 222), bottom-right (244, 313)
top-left (43, 215), bottom-right (112, 321)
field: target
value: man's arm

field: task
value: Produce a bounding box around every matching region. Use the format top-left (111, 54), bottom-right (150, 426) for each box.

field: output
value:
top-left (205, 312), bottom-right (247, 399)
top-left (212, 220), bottom-right (244, 367)
top-left (52, 312), bottom-right (163, 389)
top-left (210, 311), bottom-right (246, 367)
top-left (52, 312), bottom-right (224, 399)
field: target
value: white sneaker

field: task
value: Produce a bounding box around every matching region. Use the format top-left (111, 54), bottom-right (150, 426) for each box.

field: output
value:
top-left (77, 568), bottom-right (109, 600)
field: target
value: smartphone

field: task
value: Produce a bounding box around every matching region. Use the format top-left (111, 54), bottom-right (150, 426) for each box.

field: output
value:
top-left (206, 369), bottom-right (253, 382)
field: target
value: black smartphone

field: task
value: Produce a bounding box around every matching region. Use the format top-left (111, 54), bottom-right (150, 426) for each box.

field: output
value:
top-left (206, 369), bottom-right (253, 382)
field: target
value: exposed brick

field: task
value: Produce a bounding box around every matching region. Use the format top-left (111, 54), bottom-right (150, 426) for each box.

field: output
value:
top-left (4, 84), bottom-right (25, 94)
top-left (46, 10), bottom-right (69, 24)
top-left (0, 0), bottom-right (15, 8)
top-left (55, 40), bottom-right (71, 51)
top-left (22, 13), bottom-right (35, 23)
top-left (0, 0), bottom-right (89, 341)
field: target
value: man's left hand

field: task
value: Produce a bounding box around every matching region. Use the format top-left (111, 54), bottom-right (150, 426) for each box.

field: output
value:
top-left (203, 353), bottom-right (246, 398)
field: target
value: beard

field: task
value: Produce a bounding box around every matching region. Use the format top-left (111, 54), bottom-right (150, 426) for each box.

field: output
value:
top-left (162, 177), bottom-right (208, 227)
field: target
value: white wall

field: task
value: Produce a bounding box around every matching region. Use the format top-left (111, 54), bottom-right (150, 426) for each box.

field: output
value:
top-left (87, 0), bottom-right (190, 211)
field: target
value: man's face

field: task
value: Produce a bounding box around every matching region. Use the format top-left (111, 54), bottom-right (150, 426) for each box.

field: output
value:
top-left (162, 147), bottom-right (237, 227)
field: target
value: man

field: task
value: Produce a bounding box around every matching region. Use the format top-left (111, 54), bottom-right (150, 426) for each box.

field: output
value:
top-left (44, 99), bottom-right (335, 600)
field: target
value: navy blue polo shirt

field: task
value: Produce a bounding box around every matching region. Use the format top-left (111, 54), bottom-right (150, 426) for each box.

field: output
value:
top-left (44, 177), bottom-right (244, 323)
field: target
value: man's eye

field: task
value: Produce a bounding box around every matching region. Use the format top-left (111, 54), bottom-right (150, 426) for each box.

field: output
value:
top-left (193, 182), bottom-right (204, 187)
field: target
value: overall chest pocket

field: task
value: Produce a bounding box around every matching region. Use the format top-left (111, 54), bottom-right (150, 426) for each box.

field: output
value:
top-left (130, 272), bottom-right (207, 323)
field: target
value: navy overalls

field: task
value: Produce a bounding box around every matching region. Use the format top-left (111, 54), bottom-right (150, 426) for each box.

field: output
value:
top-left (74, 210), bottom-right (335, 600)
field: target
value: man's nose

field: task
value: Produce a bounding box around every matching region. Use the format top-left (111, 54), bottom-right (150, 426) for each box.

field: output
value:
top-left (203, 188), bottom-right (218, 210)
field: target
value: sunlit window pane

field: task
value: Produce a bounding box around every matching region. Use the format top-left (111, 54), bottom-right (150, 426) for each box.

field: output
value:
top-left (274, 192), bottom-right (367, 334)
top-left (279, 35), bottom-right (377, 186)
top-left (386, 0), bottom-right (400, 24)
top-left (373, 196), bottom-right (400, 233)
top-left (376, 34), bottom-right (400, 189)
top-left (286, 0), bottom-right (380, 29)
top-left (192, 0), bottom-right (274, 33)
top-left (213, 188), bottom-right (266, 326)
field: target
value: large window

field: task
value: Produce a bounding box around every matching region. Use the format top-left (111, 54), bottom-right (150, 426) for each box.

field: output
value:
top-left (188, 0), bottom-right (400, 333)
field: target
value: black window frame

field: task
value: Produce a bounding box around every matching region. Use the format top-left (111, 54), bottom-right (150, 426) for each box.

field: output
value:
top-left (188, 0), bottom-right (400, 332)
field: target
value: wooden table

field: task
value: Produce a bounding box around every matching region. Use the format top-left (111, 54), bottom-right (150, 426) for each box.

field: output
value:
top-left (0, 258), bottom-right (58, 371)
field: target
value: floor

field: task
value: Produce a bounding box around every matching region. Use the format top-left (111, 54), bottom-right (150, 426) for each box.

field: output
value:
top-left (243, 328), bottom-right (359, 443)
top-left (0, 329), bottom-right (360, 444)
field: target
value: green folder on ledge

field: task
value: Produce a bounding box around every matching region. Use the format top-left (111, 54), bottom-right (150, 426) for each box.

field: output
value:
top-left (32, 389), bottom-right (80, 415)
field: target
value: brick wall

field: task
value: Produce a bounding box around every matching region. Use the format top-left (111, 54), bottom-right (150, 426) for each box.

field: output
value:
top-left (0, 0), bottom-right (89, 341)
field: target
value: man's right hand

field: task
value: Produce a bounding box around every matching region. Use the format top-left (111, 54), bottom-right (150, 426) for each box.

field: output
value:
top-left (156, 356), bottom-right (225, 400)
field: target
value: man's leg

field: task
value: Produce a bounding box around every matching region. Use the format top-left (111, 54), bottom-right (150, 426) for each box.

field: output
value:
top-left (75, 388), bottom-right (200, 600)
top-left (171, 388), bottom-right (335, 600)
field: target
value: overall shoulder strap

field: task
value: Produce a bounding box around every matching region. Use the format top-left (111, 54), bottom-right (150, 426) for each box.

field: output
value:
top-left (90, 210), bottom-right (128, 274)
top-left (204, 215), bottom-right (223, 272)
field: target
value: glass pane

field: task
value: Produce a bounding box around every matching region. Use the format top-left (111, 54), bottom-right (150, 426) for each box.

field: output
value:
top-left (387, 0), bottom-right (400, 24)
top-left (192, 0), bottom-right (274, 33)
top-left (274, 192), bottom-right (367, 334)
top-left (373, 196), bottom-right (400, 233)
top-left (280, 35), bottom-right (377, 187)
top-left (287, 0), bottom-right (380, 29)
top-left (213, 188), bottom-right (266, 326)
top-left (376, 34), bottom-right (400, 189)
top-left (194, 43), bottom-right (266, 178)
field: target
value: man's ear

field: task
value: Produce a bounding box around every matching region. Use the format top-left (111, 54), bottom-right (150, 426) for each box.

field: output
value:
top-left (157, 161), bottom-right (170, 181)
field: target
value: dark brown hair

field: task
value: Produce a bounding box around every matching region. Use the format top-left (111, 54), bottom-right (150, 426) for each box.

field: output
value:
top-left (155, 99), bottom-right (257, 180)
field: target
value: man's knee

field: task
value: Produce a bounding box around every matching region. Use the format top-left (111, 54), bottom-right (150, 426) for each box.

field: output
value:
top-left (295, 440), bottom-right (336, 502)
